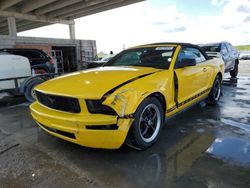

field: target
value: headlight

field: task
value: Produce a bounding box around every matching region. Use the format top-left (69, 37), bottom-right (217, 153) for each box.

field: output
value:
top-left (86, 100), bottom-right (117, 115)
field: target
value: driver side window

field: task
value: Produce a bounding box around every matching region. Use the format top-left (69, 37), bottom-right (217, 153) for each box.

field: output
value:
top-left (175, 47), bottom-right (206, 68)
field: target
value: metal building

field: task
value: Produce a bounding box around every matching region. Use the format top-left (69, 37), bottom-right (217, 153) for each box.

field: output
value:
top-left (0, 0), bottom-right (144, 72)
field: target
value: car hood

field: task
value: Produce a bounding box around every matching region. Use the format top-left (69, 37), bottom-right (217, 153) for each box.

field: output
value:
top-left (35, 66), bottom-right (161, 99)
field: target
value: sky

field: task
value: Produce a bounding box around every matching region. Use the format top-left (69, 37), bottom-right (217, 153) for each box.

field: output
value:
top-left (19, 0), bottom-right (250, 54)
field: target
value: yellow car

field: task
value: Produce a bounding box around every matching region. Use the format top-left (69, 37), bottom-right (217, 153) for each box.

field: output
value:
top-left (30, 43), bottom-right (224, 150)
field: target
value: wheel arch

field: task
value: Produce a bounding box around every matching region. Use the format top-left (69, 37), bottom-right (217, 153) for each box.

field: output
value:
top-left (103, 88), bottom-right (168, 118)
top-left (217, 72), bottom-right (223, 82)
top-left (147, 92), bottom-right (167, 115)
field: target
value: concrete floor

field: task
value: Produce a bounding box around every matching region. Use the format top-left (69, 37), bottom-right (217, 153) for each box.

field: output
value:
top-left (0, 61), bottom-right (250, 188)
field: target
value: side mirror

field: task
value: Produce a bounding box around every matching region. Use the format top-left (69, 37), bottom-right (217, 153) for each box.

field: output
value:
top-left (177, 58), bottom-right (196, 68)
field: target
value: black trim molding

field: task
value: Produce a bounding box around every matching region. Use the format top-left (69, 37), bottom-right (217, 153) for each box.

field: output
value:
top-left (167, 88), bottom-right (211, 113)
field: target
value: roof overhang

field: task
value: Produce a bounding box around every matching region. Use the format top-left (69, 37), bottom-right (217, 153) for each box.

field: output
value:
top-left (0, 0), bottom-right (145, 35)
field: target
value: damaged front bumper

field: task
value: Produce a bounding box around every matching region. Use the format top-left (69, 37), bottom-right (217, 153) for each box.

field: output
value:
top-left (30, 102), bottom-right (134, 149)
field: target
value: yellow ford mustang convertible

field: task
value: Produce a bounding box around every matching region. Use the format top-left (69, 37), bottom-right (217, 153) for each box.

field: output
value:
top-left (30, 43), bottom-right (224, 150)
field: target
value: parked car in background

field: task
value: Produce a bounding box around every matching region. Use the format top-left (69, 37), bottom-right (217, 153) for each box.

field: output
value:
top-left (0, 54), bottom-right (30, 91)
top-left (239, 51), bottom-right (250, 60)
top-left (87, 55), bottom-right (114, 68)
top-left (30, 42), bottom-right (224, 150)
top-left (199, 42), bottom-right (239, 78)
top-left (0, 53), bottom-right (46, 102)
top-left (0, 48), bottom-right (55, 74)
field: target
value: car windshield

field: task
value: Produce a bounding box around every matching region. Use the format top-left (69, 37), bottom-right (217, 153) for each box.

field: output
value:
top-left (201, 45), bottom-right (220, 52)
top-left (103, 46), bottom-right (175, 69)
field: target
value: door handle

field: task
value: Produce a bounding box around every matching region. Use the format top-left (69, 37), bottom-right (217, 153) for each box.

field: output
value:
top-left (203, 68), bottom-right (207, 72)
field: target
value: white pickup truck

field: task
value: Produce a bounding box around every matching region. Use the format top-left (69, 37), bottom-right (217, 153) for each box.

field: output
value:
top-left (0, 53), bottom-right (48, 102)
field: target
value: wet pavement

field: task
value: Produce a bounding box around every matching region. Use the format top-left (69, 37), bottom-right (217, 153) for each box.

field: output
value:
top-left (1, 61), bottom-right (250, 188)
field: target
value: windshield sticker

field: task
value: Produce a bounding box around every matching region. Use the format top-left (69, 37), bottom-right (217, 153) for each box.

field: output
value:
top-left (162, 51), bottom-right (173, 57)
top-left (155, 47), bottom-right (174, 51)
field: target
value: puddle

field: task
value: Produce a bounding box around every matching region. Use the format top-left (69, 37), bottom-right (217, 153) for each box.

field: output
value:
top-left (221, 118), bottom-right (250, 132)
top-left (206, 137), bottom-right (250, 166)
top-left (233, 99), bottom-right (250, 105)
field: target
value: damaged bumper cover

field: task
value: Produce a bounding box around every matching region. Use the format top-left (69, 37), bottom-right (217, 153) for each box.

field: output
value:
top-left (30, 102), bottom-right (134, 149)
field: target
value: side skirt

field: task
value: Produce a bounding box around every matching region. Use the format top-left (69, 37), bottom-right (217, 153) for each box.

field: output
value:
top-left (164, 96), bottom-right (208, 123)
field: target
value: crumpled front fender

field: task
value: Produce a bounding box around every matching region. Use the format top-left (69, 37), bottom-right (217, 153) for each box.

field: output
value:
top-left (103, 89), bottom-right (148, 117)
top-left (102, 70), bottom-right (170, 118)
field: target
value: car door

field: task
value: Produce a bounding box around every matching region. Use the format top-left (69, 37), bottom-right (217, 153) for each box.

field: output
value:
top-left (174, 47), bottom-right (210, 105)
top-left (220, 43), bottom-right (232, 72)
top-left (226, 43), bottom-right (237, 70)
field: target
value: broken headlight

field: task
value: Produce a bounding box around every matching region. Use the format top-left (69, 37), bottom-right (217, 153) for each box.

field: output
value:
top-left (86, 100), bottom-right (117, 115)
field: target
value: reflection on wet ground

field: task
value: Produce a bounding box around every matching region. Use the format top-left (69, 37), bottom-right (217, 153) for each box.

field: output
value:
top-left (0, 74), bottom-right (250, 187)
top-left (207, 137), bottom-right (250, 166)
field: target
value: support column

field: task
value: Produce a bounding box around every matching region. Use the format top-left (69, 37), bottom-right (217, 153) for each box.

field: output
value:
top-left (69, 23), bottom-right (75, 39)
top-left (7, 17), bottom-right (17, 37)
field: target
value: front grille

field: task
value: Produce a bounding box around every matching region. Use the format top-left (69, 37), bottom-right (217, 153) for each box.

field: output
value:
top-left (35, 91), bottom-right (81, 113)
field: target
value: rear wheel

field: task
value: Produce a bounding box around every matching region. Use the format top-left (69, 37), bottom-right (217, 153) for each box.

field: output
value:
top-left (127, 97), bottom-right (164, 150)
top-left (230, 61), bottom-right (238, 78)
top-left (207, 76), bottom-right (222, 105)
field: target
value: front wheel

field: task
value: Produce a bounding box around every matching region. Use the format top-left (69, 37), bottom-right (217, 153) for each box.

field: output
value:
top-left (127, 97), bottom-right (164, 150)
top-left (207, 76), bottom-right (222, 105)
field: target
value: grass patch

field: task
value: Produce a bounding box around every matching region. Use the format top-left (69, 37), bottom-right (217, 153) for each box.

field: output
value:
top-left (235, 45), bottom-right (250, 51)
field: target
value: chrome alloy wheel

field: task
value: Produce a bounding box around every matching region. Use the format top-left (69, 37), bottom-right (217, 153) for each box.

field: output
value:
top-left (139, 104), bottom-right (161, 143)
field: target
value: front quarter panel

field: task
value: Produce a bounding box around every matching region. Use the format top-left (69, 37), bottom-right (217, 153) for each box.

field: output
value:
top-left (103, 70), bottom-right (173, 117)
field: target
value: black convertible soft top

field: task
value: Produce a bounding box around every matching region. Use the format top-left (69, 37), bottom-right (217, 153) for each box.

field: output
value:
top-left (135, 42), bottom-right (210, 60)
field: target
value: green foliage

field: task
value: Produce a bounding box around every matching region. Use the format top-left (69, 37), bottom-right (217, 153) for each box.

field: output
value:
top-left (235, 45), bottom-right (250, 51)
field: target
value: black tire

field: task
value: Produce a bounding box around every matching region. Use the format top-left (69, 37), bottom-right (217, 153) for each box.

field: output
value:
top-left (230, 61), bottom-right (238, 78)
top-left (127, 97), bottom-right (164, 150)
top-left (24, 78), bottom-right (44, 102)
top-left (207, 75), bottom-right (222, 105)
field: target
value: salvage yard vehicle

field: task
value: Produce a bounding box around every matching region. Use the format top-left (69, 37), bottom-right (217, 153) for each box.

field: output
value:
top-left (199, 42), bottom-right (239, 78)
top-left (30, 43), bottom-right (225, 150)
top-left (87, 56), bottom-right (114, 68)
top-left (0, 48), bottom-right (55, 74)
top-left (0, 53), bottom-right (55, 102)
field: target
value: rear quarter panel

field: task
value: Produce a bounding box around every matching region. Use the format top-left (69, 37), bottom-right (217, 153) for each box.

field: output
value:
top-left (204, 57), bottom-right (225, 87)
